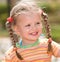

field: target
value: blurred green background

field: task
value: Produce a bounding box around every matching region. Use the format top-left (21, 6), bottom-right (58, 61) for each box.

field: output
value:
top-left (0, 0), bottom-right (60, 42)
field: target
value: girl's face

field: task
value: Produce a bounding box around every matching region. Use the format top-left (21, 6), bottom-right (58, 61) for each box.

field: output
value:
top-left (15, 12), bottom-right (42, 43)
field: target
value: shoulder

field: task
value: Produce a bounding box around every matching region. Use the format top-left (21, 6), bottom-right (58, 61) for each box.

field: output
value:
top-left (39, 38), bottom-right (48, 49)
top-left (5, 46), bottom-right (16, 60)
top-left (38, 37), bottom-right (48, 44)
top-left (51, 40), bottom-right (60, 48)
top-left (5, 46), bottom-right (14, 55)
top-left (38, 37), bottom-right (49, 47)
top-left (39, 37), bottom-right (60, 46)
top-left (38, 37), bottom-right (60, 48)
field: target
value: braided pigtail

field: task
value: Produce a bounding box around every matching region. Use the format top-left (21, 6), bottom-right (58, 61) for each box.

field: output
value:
top-left (6, 19), bottom-right (23, 60)
top-left (6, 21), bottom-right (17, 47)
top-left (42, 12), bottom-right (52, 53)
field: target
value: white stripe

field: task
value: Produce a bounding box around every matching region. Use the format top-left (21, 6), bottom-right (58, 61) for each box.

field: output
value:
top-left (24, 54), bottom-right (51, 60)
top-left (23, 50), bottom-right (47, 57)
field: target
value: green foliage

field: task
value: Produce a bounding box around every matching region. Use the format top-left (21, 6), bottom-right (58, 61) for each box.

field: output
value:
top-left (0, 4), bottom-right (8, 14)
top-left (0, 29), bottom-right (9, 37)
top-left (51, 24), bottom-right (60, 43)
top-left (38, 2), bottom-right (60, 13)
top-left (38, 3), bottom-right (53, 13)
top-left (0, 4), bottom-right (8, 29)
top-left (0, 60), bottom-right (2, 62)
top-left (0, 13), bottom-right (8, 29)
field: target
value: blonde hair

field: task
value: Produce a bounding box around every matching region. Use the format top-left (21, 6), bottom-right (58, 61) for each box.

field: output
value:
top-left (10, 0), bottom-right (41, 18)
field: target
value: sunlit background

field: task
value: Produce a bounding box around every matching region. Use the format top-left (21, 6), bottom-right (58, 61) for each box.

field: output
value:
top-left (0, 0), bottom-right (60, 62)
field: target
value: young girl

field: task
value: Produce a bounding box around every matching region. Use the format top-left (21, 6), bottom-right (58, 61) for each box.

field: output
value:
top-left (2, 0), bottom-right (60, 62)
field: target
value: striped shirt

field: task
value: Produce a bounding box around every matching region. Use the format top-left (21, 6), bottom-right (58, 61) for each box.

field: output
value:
top-left (2, 38), bottom-right (60, 62)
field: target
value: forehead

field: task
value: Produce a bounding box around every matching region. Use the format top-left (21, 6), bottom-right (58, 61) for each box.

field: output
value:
top-left (16, 11), bottom-right (41, 23)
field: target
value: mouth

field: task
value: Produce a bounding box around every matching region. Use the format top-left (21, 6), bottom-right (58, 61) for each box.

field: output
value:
top-left (30, 32), bottom-right (38, 36)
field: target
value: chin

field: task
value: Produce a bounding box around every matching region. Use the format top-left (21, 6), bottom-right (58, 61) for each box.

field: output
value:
top-left (29, 37), bottom-right (38, 41)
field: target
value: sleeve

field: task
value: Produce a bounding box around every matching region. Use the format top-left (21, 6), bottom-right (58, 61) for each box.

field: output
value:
top-left (2, 47), bottom-right (21, 62)
top-left (52, 41), bottom-right (60, 57)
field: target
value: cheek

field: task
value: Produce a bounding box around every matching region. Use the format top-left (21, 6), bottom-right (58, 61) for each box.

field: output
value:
top-left (38, 26), bottom-right (42, 33)
top-left (19, 28), bottom-right (28, 36)
top-left (23, 27), bottom-right (30, 32)
top-left (39, 28), bottom-right (42, 33)
top-left (39, 24), bottom-right (43, 32)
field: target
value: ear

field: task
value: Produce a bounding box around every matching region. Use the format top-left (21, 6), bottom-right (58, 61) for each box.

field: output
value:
top-left (13, 26), bottom-right (20, 35)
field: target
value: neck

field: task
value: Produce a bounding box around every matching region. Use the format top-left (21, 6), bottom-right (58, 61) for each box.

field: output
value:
top-left (22, 39), bottom-right (37, 46)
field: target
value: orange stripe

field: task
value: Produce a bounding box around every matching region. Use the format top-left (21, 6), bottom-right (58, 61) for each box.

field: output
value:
top-left (31, 58), bottom-right (50, 62)
top-left (31, 59), bottom-right (51, 62)
top-left (20, 47), bottom-right (47, 55)
top-left (25, 55), bottom-right (51, 61)
top-left (23, 53), bottom-right (46, 58)
top-left (53, 47), bottom-right (58, 54)
top-left (23, 53), bottom-right (51, 61)
top-left (19, 44), bottom-right (48, 53)
top-left (22, 51), bottom-right (47, 58)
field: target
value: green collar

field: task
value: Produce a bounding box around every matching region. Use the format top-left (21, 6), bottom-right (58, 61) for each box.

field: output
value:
top-left (16, 39), bottom-right (40, 49)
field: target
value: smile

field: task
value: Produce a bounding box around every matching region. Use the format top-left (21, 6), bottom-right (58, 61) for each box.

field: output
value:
top-left (30, 32), bottom-right (38, 36)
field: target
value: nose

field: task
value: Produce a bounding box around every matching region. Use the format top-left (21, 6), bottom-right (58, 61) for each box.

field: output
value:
top-left (31, 25), bottom-right (37, 31)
